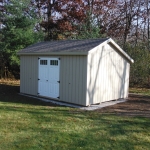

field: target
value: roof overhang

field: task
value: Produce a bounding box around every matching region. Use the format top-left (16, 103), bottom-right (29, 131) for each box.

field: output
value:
top-left (18, 51), bottom-right (88, 56)
top-left (18, 38), bottom-right (134, 64)
top-left (107, 38), bottom-right (134, 64)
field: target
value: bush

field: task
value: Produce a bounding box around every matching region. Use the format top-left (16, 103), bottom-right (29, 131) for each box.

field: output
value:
top-left (126, 43), bottom-right (150, 87)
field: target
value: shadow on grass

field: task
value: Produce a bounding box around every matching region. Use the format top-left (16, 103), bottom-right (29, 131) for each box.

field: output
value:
top-left (0, 83), bottom-right (150, 149)
top-left (1, 105), bottom-right (150, 150)
top-left (0, 83), bottom-right (62, 107)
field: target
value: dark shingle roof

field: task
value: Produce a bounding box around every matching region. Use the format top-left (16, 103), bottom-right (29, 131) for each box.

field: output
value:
top-left (19, 38), bottom-right (109, 53)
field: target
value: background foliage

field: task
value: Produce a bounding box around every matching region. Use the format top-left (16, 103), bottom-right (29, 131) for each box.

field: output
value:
top-left (0, 0), bottom-right (44, 78)
top-left (126, 42), bottom-right (150, 87)
top-left (0, 0), bottom-right (150, 87)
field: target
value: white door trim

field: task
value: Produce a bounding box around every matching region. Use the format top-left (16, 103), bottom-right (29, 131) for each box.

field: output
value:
top-left (38, 57), bottom-right (60, 99)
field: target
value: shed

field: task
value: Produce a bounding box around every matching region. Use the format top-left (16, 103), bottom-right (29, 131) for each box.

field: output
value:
top-left (18, 38), bottom-right (134, 106)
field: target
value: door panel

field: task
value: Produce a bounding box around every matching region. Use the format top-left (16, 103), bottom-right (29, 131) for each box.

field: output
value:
top-left (38, 58), bottom-right (49, 97)
top-left (38, 58), bottom-right (60, 99)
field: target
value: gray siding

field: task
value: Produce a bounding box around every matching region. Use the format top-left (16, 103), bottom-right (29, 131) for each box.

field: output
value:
top-left (59, 55), bottom-right (87, 106)
top-left (20, 56), bottom-right (38, 95)
top-left (86, 43), bottom-right (130, 105)
top-left (20, 55), bottom-right (87, 106)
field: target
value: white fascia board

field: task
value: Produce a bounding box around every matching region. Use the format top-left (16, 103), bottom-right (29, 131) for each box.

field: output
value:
top-left (107, 38), bottom-right (134, 63)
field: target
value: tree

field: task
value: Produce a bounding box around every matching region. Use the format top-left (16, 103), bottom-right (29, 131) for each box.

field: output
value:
top-left (0, 0), bottom-right (44, 78)
top-left (127, 42), bottom-right (150, 87)
top-left (31, 0), bottom-right (87, 40)
top-left (73, 14), bottom-right (105, 39)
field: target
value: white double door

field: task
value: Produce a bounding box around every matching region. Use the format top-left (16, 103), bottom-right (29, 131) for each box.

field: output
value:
top-left (38, 57), bottom-right (60, 99)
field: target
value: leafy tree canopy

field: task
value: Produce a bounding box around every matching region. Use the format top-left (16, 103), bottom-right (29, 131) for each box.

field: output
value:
top-left (0, 0), bottom-right (44, 77)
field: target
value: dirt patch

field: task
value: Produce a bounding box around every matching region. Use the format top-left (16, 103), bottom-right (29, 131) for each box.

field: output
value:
top-left (95, 94), bottom-right (150, 118)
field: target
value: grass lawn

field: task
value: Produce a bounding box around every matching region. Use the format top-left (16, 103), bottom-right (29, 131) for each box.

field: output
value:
top-left (129, 87), bottom-right (150, 96)
top-left (0, 80), bottom-right (150, 150)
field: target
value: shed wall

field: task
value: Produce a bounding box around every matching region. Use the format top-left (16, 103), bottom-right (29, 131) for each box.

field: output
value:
top-left (86, 44), bottom-right (130, 105)
top-left (20, 55), bottom-right (87, 106)
top-left (20, 56), bottom-right (38, 95)
top-left (59, 55), bottom-right (87, 105)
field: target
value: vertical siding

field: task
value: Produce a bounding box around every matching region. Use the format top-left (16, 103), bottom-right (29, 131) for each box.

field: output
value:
top-left (20, 55), bottom-right (87, 105)
top-left (59, 55), bottom-right (87, 106)
top-left (20, 49), bottom-right (130, 106)
top-left (86, 44), bottom-right (130, 105)
top-left (20, 56), bottom-right (38, 95)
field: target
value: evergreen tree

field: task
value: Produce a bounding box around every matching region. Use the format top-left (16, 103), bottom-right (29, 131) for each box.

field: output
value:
top-left (74, 15), bottom-right (105, 39)
top-left (0, 0), bottom-right (44, 78)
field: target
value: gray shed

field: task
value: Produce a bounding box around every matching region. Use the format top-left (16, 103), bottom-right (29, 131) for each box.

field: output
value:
top-left (18, 38), bottom-right (134, 106)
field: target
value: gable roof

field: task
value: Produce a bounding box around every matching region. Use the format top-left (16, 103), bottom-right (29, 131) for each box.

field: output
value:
top-left (18, 38), bottom-right (109, 53)
top-left (18, 38), bottom-right (134, 63)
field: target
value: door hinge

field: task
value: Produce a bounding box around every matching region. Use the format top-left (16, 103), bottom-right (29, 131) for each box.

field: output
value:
top-left (58, 58), bottom-right (61, 60)
top-left (57, 81), bottom-right (60, 83)
top-left (37, 93), bottom-right (39, 95)
top-left (38, 79), bottom-right (40, 80)
top-left (57, 96), bottom-right (60, 99)
top-left (38, 57), bottom-right (40, 60)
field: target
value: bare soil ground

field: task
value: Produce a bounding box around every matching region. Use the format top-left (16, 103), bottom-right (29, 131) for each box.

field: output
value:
top-left (96, 94), bottom-right (150, 118)
top-left (0, 80), bottom-right (150, 117)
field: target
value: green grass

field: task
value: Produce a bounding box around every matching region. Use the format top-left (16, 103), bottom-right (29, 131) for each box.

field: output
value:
top-left (0, 81), bottom-right (150, 150)
top-left (129, 87), bottom-right (150, 96)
